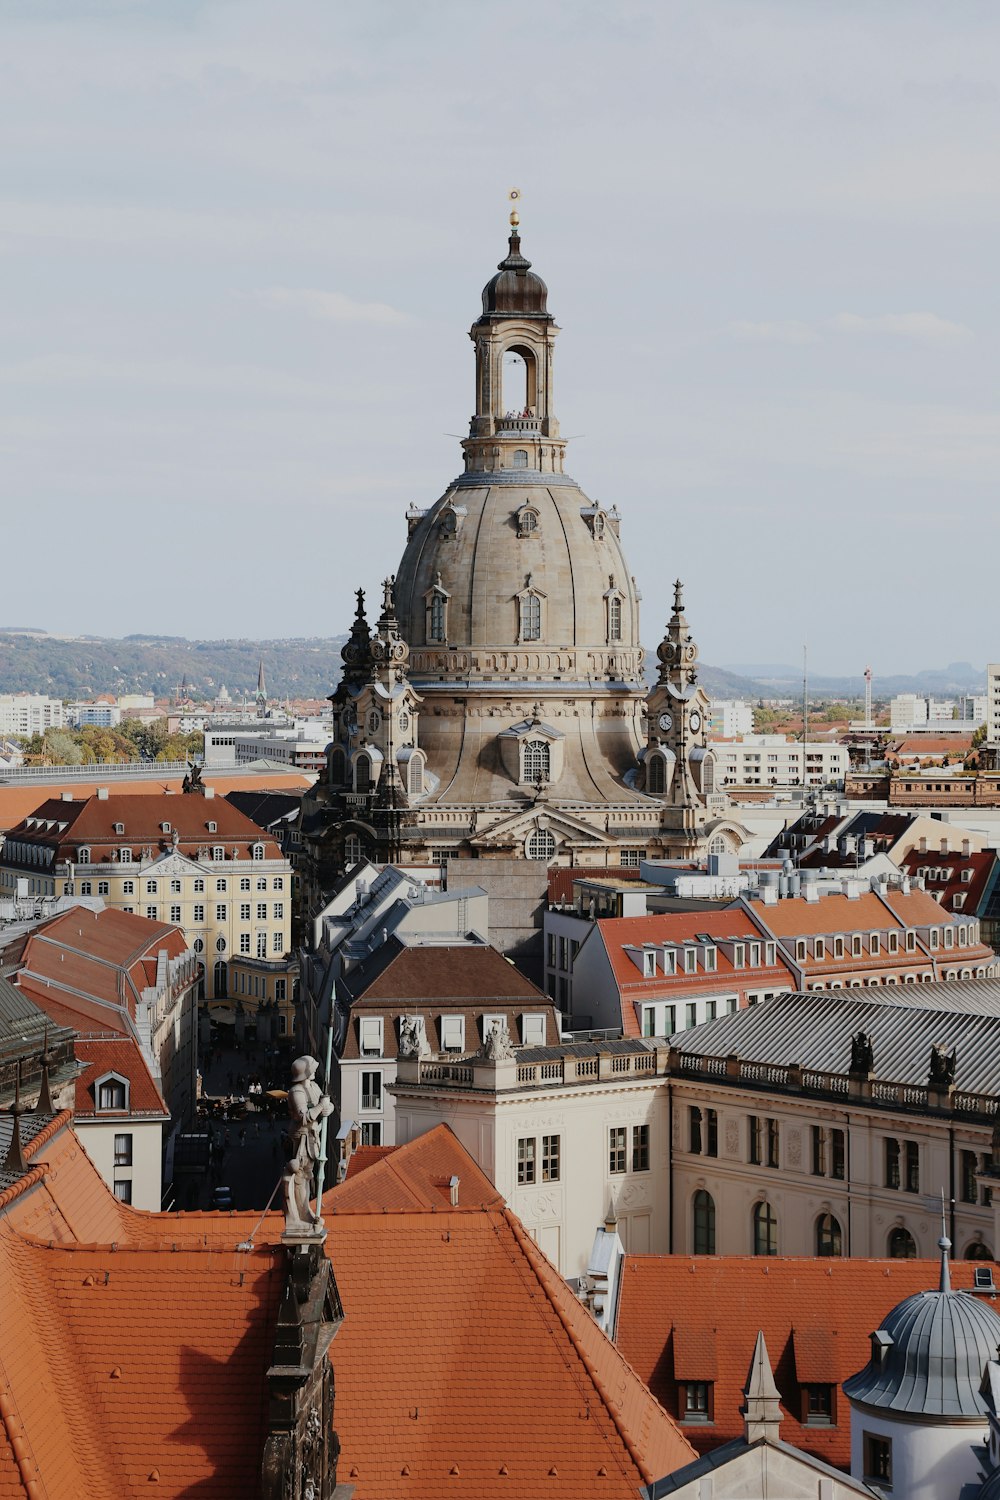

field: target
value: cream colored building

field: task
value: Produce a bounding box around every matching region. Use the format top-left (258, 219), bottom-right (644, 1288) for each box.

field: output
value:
top-left (668, 986), bottom-right (1000, 1264)
top-left (0, 788), bottom-right (292, 1000)
top-left (393, 1039), bottom-right (671, 1279)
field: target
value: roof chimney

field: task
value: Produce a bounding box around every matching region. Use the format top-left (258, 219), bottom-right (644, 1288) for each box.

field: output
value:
top-left (96, 787), bottom-right (109, 800)
top-left (204, 785), bottom-right (215, 799)
top-left (61, 791), bottom-right (73, 802)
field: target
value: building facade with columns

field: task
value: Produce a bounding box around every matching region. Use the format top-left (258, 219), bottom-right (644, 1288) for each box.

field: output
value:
top-left (300, 218), bottom-right (747, 919)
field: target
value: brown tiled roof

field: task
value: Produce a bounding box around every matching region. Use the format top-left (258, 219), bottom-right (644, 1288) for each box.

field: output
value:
top-left (4, 792), bottom-right (283, 862)
top-left (0, 773), bottom-right (311, 833)
top-left (900, 849), bottom-right (998, 916)
top-left (350, 943), bottom-right (545, 1003)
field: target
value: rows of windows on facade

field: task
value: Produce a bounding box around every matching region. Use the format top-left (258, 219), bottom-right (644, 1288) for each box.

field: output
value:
top-left (685, 1107), bottom-right (995, 1260)
top-left (516, 1125), bottom-right (650, 1186)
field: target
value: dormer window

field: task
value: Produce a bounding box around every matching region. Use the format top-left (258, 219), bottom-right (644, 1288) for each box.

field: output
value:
top-left (522, 739), bottom-right (550, 783)
top-left (119, 848), bottom-right (132, 864)
top-left (683, 947), bottom-right (697, 974)
top-left (662, 946), bottom-right (677, 975)
top-left (643, 949), bottom-right (656, 978)
top-left (212, 846), bottom-right (225, 862)
top-left (161, 822), bottom-right (171, 834)
top-left (78, 848), bottom-right (90, 865)
top-left (96, 1073), bottom-right (129, 1112)
top-left (516, 503), bottom-right (539, 537)
top-left (251, 844), bottom-right (265, 862)
top-left (424, 574), bottom-right (451, 644)
top-left (207, 820), bottom-right (217, 834)
top-left (113, 822), bottom-right (125, 836)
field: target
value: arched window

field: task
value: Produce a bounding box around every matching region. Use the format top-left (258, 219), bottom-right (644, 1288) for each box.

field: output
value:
top-left (523, 740), bottom-right (551, 783)
top-left (693, 1190), bottom-right (716, 1255)
top-left (816, 1212), bottom-right (843, 1257)
top-left (521, 593), bottom-right (541, 642)
top-left (608, 595), bottom-right (622, 642)
top-left (213, 960), bottom-right (228, 998)
top-left (647, 755), bottom-right (665, 795)
top-left (965, 1239), bottom-right (993, 1261)
top-left (355, 754), bottom-right (373, 793)
top-left (753, 1200), bottom-right (777, 1257)
top-left (888, 1227), bottom-right (917, 1259)
top-left (408, 756), bottom-right (423, 796)
top-left (329, 746), bottom-right (348, 786)
top-left (345, 834), bottom-right (362, 867)
top-left (702, 755), bottom-right (715, 794)
top-left (429, 592), bottom-right (445, 641)
top-left (526, 829), bottom-right (556, 862)
top-left (709, 834), bottom-right (727, 855)
top-left (512, 448), bottom-right (529, 469)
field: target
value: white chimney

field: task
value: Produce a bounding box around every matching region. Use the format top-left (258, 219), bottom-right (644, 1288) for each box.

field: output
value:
top-left (96, 787), bottom-right (109, 800)
top-left (803, 885), bottom-right (819, 903)
top-left (204, 785), bottom-right (216, 799)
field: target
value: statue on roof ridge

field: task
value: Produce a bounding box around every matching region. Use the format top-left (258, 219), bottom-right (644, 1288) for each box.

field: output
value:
top-left (282, 1055), bottom-right (334, 1240)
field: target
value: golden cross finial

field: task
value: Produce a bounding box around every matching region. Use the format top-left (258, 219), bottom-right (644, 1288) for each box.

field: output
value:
top-left (508, 187), bottom-right (521, 230)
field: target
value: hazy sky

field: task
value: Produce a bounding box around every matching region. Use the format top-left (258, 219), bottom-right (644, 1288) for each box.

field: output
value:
top-left (2, 1), bottom-right (999, 676)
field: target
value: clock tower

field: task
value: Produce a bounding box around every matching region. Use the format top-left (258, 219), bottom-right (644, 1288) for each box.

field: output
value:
top-left (642, 581), bottom-right (719, 848)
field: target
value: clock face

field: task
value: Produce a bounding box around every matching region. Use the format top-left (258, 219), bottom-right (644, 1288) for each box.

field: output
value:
top-left (657, 712), bottom-right (673, 732)
top-left (689, 710), bottom-right (702, 733)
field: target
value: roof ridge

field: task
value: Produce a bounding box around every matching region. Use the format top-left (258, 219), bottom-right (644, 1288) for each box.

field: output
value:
top-left (502, 1207), bottom-right (657, 1487)
top-left (0, 1367), bottom-right (41, 1499)
top-left (23, 1111), bottom-right (73, 1160)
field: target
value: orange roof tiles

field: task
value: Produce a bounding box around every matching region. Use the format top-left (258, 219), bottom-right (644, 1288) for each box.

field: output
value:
top-left (5, 791), bottom-right (284, 863)
top-left (73, 1037), bottom-right (167, 1117)
top-left (329, 1125), bottom-right (502, 1212)
top-left (0, 1120), bottom-right (695, 1498)
top-left (614, 1253), bottom-right (993, 1472)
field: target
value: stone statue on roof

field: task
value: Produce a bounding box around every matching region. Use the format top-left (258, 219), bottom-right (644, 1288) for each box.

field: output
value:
top-left (928, 1043), bottom-right (957, 1092)
top-left (850, 1029), bottom-right (874, 1076)
top-left (482, 1018), bottom-right (515, 1062)
top-left (398, 1015), bottom-right (422, 1059)
top-left (282, 1055), bottom-right (334, 1238)
top-left (181, 761), bottom-right (205, 794)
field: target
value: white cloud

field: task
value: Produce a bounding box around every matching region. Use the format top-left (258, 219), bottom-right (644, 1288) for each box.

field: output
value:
top-left (250, 287), bottom-right (411, 326)
top-left (829, 311), bottom-right (973, 345)
top-left (728, 320), bottom-right (819, 345)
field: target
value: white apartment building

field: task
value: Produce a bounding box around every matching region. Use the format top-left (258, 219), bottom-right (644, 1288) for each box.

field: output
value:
top-left (890, 692), bottom-right (981, 734)
top-left (393, 1038), bottom-right (670, 1278)
top-left (67, 701), bottom-right (122, 728)
top-left (0, 694), bottom-right (64, 736)
top-left (707, 699), bottom-right (754, 738)
top-left (989, 665), bottom-right (1000, 745)
top-left (715, 735), bottom-right (849, 789)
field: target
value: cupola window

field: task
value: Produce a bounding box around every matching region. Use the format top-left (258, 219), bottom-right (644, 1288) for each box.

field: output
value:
top-left (608, 595), bottom-right (622, 641)
top-left (647, 754), bottom-right (666, 795)
top-left (522, 739), bottom-right (550, 783)
top-left (512, 448), bottom-right (529, 469)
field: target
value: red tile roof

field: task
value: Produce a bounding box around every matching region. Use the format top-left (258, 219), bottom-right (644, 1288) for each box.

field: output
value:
top-left (592, 912), bottom-right (795, 1038)
top-left (329, 1125), bottom-right (503, 1211)
top-left (73, 1037), bottom-right (168, 1117)
top-left (18, 907), bottom-right (188, 1020)
top-left (353, 942), bottom-right (546, 1003)
top-left (615, 1253), bottom-right (993, 1472)
top-left (899, 849), bottom-right (997, 916)
top-left (4, 791), bottom-right (284, 863)
top-left (0, 773), bottom-right (311, 834)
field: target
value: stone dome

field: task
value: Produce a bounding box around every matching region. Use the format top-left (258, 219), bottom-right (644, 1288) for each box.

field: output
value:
top-left (845, 1250), bottom-right (1000, 1419)
top-left (480, 232), bottom-right (551, 320)
top-left (394, 477), bottom-right (643, 688)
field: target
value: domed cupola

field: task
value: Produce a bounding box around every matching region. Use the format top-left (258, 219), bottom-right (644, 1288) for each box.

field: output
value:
top-left (845, 1237), bottom-right (1000, 1499)
top-left (479, 226), bottom-right (552, 321)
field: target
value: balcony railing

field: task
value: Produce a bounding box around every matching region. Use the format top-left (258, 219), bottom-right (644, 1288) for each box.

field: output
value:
top-left (495, 416), bottom-right (541, 432)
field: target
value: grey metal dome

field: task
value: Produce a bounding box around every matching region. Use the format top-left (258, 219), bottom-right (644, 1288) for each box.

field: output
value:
top-left (479, 232), bottom-right (552, 321)
top-left (845, 1241), bottom-right (1000, 1419)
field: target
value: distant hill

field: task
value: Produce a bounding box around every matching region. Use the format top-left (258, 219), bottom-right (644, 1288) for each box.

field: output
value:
top-left (0, 633), bottom-right (349, 701)
top-left (720, 660), bottom-right (986, 698)
top-left (2, 631), bottom-right (977, 705)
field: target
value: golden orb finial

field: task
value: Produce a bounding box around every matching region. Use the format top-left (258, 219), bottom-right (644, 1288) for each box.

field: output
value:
top-left (508, 186), bottom-right (521, 230)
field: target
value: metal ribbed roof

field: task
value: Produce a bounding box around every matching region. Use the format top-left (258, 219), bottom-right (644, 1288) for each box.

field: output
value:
top-left (844, 1283), bottom-right (1000, 1418)
top-left (673, 983), bottom-right (1000, 1097)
